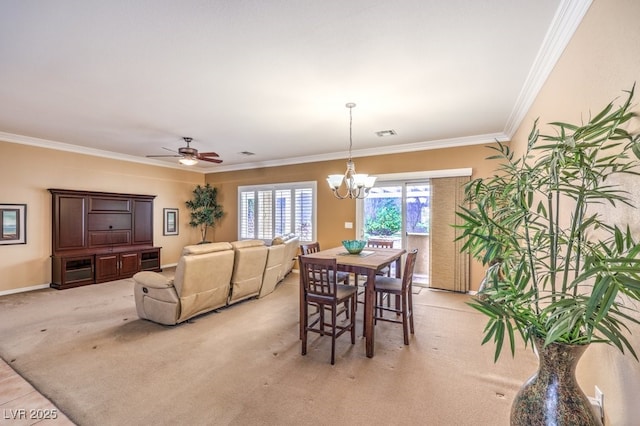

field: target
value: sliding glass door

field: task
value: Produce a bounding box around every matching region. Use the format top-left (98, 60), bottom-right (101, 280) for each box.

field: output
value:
top-left (360, 181), bottom-right (431, 286)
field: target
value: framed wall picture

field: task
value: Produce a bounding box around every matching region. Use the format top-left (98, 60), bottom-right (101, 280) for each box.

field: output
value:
top-left (1, 204), bottom-right (27, 245)
top-left (163, 208), bottom-right (179, 236)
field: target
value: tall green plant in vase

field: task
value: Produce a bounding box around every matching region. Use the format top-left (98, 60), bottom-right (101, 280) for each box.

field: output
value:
top-left (456, 86), bottom-right (640, 425)
top-left (185, 183), bottom-right (224, 244)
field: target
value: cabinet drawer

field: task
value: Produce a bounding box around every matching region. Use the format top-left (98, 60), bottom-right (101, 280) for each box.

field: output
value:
top-left (89, 197), bottom-right (131, 212)
top-left (88, 231), bottom-right (131, 247)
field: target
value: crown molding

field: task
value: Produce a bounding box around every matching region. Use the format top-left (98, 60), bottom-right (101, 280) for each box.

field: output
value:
top-left (2, 129), bottom-right (508, 174)
top-left (503, 0), bottom-right (593, 137)
top-left (206, 132), bottom-right (510, 173)
top-left (0, 131), bottom-right (204, 173)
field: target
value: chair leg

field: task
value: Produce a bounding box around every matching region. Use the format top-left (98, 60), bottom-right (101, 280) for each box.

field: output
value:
top-left (331, 305), bottom-right (337, 365)
top-left (302, 302), bottom-right (308, 356)
top-left (401, 293), bottom-right (409, 345)
top-left (408, 288), bottom-right (415, 335)
top-left (350, 296), bottom-right (356, 344)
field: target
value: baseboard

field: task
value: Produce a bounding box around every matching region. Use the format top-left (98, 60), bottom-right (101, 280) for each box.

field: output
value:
top-left (0, 283), bottom-right (50, 297)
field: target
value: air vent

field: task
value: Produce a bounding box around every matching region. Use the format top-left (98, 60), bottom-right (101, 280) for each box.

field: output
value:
top-left (239, 151), bottom-right (256, 156)
top-left (375, 129), bottom-right (397, 137)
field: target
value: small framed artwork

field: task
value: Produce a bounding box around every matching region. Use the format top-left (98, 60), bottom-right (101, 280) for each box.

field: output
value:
top-left (1, 204), bottom-right (27, 245)
top-left (163, 208), bottom-right (179, 236)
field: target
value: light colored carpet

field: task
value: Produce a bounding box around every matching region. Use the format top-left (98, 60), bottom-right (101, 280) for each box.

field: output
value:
top-left (0, 272), bottom-right (537, 426)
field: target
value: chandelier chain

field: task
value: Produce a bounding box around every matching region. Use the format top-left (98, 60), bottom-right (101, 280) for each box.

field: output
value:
top-left (348, 104), bottom-right (353, 161)
top-left (326, 102), bottom-right (376, 199)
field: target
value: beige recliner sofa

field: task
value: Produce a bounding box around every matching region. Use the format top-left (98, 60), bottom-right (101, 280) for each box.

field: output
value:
top-left (133, 237), bottom-right (299, 325)
top-left (133, 242), bottom-right (234, 325)
top-left (273, 234), bottom-right (300, 281)
top-left (229, 239), bottom-right (268, 303)
top-left (260, 241), bottom-right (286, 298)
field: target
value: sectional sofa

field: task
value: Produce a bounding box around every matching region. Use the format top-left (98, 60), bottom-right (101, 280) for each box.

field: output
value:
top-left (132, 234), bottom-right (299, 325)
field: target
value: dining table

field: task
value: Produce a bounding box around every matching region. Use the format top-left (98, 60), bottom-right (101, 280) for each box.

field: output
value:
top-left (299, 245), bottom-right (406, 358)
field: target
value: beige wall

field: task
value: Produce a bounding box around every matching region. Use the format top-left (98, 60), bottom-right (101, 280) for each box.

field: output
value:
top-left (0, 140), bottom-right (205, 293)
top-left (206, 144), bottom-right (500, 290)
top-left (508, 0), bottom-right (640, 423)
top-left (1, 138), bottom-right (497, 294)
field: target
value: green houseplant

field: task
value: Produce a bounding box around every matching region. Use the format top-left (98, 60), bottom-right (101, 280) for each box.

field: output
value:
top-left (456, 86), bottom-right (640, 424)
top-left (185, 183), bottom-right (224, 244)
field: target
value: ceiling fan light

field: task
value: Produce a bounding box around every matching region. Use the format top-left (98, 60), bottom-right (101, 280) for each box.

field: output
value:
top-left (179, 156), bottom-right (198, 166)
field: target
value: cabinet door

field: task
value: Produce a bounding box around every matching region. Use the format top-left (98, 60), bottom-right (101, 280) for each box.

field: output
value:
top-left (51, 256), bottom-right (95, 289)
top-left (140, 248), bottom-right (161, 271)
top-left (55, 195), bottom-right (87, 250)
top-left (133, 199), bottom-right (153, 244)
top-left (95, 254), bottom-right (119, 282)
top-left (120, 252), bottom-right (140, 277)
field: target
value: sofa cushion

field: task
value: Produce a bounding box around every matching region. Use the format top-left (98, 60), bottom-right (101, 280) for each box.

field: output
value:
top-left (132, 271), bottom-right (173, 289)
top-left (231, 239), bottom-right (265, 249)
top-left (183, 242), bottom-right (233, 256)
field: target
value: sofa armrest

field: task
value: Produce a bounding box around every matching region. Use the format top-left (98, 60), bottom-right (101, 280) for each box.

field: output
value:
top-left (133, 271), bottom-right (174, 289)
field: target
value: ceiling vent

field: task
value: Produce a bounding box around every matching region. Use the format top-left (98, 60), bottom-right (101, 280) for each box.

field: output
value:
top-left (375, 129), bottom-right (397, 137)
top-left (239, 151), bottom-right (256, 156)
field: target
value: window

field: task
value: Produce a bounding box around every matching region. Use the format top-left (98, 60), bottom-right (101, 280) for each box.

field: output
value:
top-left (238, 181), bottom-right (316, 243)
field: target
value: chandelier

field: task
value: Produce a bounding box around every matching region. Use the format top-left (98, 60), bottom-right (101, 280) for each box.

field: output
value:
top-left (326, 103), bottom-right (376, 199)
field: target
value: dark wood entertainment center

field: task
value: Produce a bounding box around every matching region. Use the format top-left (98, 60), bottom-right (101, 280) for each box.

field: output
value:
top-left (49, 188), bottom-right (162, 289)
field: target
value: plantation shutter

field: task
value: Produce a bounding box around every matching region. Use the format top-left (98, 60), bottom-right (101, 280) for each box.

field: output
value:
top-left (239, 191), bottom-right (255, 239)
top-left (257, 190), bottom-right (273, 239)
top-left (430, 176), bottom-right (470, 292)
top-left (238, 182), bottom-right (315, 243)
top-left (275, 189), bottom-right (292, 237)
top-left (295, 188), bottom-right (313, 241)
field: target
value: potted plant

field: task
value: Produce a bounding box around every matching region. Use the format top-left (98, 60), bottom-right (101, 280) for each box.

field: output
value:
top-left (456, 86), bottom-right (640, 425)
top-left (185, 183), bottom-right (224, 244)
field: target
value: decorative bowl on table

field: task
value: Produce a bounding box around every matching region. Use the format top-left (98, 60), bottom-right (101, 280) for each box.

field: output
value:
top-left (342, 239), bottom-right (367, 254)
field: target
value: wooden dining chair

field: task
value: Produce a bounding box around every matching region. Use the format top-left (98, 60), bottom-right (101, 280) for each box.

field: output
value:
top-left (301, 242), bottom-right (350, 285)
top-left (299, 242), bottom-right (350, 327)
top-left (373, 249), bottom-right (418, 345)
top-left (357, 238), bottom-right (395, 311)
top-left (366, 238), bottom-right (394, 249)
top-left (366, 238), bottom-right (394, 276)
top-left (300, 242), bottom-right (321, 255)
top-left (299, 255), bottom-right (357, 364)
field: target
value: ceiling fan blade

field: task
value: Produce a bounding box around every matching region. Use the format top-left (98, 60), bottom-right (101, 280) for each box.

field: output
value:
top-left (198, 151), bottom-right (220, 157)
top-left (146, 154), bottom-right (181, 158)
top-left (199, 156), bottom-right (223, 164)
top-left (162, 147), bottom-right (179, 154)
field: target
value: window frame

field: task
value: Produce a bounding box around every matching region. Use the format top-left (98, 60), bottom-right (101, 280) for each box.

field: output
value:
top-left (237, 181), bottom-right (317, 243)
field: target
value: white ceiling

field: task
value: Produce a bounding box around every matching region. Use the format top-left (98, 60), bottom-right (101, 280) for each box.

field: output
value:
top-left (0, 0), bottom-right (591, 172)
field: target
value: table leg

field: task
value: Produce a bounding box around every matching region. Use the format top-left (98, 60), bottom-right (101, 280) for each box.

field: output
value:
top-left (364, 269), bottom-right (376, 358)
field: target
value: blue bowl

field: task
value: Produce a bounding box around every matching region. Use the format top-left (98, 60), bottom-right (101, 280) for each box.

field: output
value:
top-left (342, 239), bottom-right (366, 254)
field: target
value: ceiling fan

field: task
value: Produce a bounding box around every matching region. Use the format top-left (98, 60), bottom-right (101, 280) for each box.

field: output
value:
top-left (146, 137), bottom-right (223, 165)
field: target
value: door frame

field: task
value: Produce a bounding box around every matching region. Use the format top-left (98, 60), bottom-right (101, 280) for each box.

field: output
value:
top-left (355, 168), bottom-right (472, 286)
